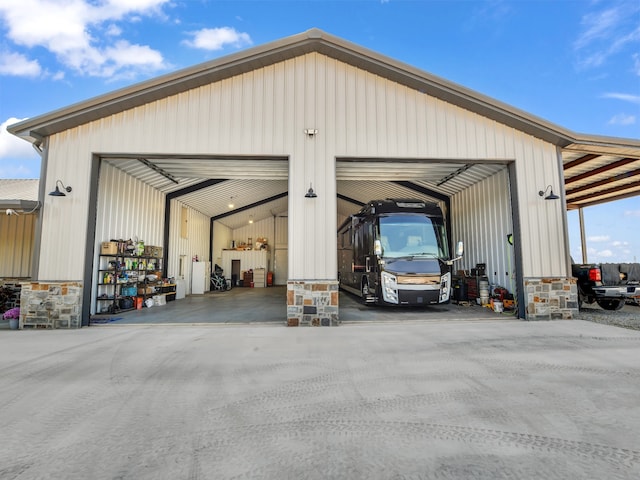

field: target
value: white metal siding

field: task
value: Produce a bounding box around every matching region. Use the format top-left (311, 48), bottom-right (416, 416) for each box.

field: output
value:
top-left (91, 163), bottom-right (165, 313)
top-left (45, 52), bottom-right (566, 282)
top-left (166, 199), bottom-right (211, 295)
top-left (451, 169), bottom-right (515, 293)
top-left (0, 215), bottom-right (36, 278)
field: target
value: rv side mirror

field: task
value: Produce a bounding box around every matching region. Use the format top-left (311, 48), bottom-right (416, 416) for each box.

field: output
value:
top-left (374, 239), bottom-right (382, 256)
top-left (456, 241), bottom-right (464, 257)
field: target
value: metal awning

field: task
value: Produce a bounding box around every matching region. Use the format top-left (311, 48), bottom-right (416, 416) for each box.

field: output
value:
top-left (562, 142), bottom-right (640, 210)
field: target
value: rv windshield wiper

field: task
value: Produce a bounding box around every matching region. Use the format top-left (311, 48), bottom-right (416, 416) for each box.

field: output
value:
top-left (387, 253), bottom-right (438, 262)
top-left (410, 252), bottom-right (439, 259)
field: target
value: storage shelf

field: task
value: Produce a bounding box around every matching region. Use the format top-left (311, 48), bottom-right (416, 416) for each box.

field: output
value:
top-left (96, 253), bottom-right (164, 312)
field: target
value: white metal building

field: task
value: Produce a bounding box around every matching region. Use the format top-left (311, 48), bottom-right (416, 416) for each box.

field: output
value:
top-left (8, 29), bottom-right (640, 326)
top-left (0, 179), bottom-right (40, 279)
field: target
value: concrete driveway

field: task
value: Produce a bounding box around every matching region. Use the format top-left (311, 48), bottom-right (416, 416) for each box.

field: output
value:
top-left (1, 320), bottom-right (639, 479)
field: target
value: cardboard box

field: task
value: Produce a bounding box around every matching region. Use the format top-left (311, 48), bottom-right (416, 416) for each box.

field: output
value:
top-left (101, 241), bottom-right (118, 255)
top-left (143, 245), bottom-right (163, 258)
top-left (153, 295), bottom-right (166, 306)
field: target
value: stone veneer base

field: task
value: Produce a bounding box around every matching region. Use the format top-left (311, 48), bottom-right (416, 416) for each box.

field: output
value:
top-left (19, 282), bottom-right (83, 329)
top-left (524, 277), bottom-right (578, 320)
top-left (287, 280), bottom-right (339, 326)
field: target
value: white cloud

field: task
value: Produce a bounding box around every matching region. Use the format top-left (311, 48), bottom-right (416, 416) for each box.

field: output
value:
top-left (603, 92), bottom-right (640, 104)
top-left (0, 51), bottom-right (42, 77)
top-left (183, 27), bottom-right (252, 51)
top-left (0, 0), bottom-right (171, 78)
top-left (624, 209), bottom-right (640, 217)
top-left (608, 113), bottom-right (636, 125)
top-left (587, 235), bottom-right (610, 242)
top-left (612, 240), bottom-right (629, 247)
top-left (0, 118), bottom-right (39, 159)
top-left (574, 2), bottom-right (640, 70)
top-left (597, 249), bottom-right (614, 258)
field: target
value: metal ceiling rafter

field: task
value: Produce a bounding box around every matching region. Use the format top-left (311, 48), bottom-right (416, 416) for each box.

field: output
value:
top-left (211, 192), bottom-right (289, 221)
top-left (566, 168), bottom-right (640, 196)
top-left (565, 158), bottom-right (636, 184)
top-left (337, 194), bottom-right (365, 206)
top-left (563, 153), bottom-right (600, 171)
top-left (166, 179), bottom-right (229, 200)
top-left (138, 158), bottom-right (179, 184)
top-left (567, 180), bottom-right (640, 207)
top-left (436, 164), bottom-right (473, 186)
top-left (391, 181), bottom-right (449, 203)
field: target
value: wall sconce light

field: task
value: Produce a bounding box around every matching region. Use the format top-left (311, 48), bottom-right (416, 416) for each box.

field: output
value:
top-left (538, 185), bottom-right (559, 200)
top-left (305, 183), bottom-right (318, 198)
top-left (248, 215), bottom-right (254, 224)
top-left (49, 180), bottom-right (72, 197)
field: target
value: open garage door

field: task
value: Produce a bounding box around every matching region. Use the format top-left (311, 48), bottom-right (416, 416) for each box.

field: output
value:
top-left (334, 157), bottom-right (522, 317)
top-left (90, 155), bottom-right (289, 321)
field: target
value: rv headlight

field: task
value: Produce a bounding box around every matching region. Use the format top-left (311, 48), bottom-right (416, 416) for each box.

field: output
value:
top-left (439, 272), bottom-right (451, 302)
top-left (381, 271), bottom-right (398, 304)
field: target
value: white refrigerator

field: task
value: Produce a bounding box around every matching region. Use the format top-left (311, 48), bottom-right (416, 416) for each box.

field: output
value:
top-left (191, 261), bottom-right (210, 294)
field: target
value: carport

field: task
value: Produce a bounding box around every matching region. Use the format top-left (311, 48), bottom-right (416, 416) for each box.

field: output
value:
top-left (7, 28), bottom-right (640, 328)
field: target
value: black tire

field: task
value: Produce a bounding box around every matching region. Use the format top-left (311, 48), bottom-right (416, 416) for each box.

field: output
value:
top-left (596, 298), bottom-right (625, 311)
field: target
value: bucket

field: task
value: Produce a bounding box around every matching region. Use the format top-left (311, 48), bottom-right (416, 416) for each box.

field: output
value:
top-left (480, 295), bottom-right (489, 305)
top-left (493, 301), bottom-right (504, 313)
top-left (479, 279), bottom-right (489, 294)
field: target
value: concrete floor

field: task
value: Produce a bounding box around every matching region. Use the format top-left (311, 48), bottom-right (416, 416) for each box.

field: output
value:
top-left (1, 320), bottom-right (639, 479)
top-left (89, 285), bottom-right (507, 325)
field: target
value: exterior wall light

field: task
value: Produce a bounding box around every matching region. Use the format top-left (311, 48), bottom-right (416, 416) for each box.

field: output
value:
top-left (538, 185), bottom-right (559, 200)
top-left (305, 183), bottom-right (317, 198)
top-left (49, 180), bottom-right (72, 197)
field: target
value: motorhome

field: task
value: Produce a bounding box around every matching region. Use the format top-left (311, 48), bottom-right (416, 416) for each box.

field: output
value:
top-left (337, 199), bottom-right (463, 305)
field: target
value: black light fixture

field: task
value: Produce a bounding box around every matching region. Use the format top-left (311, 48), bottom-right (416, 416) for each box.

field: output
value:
top-left (305, 183), bottom-right (317, 198)
top-left (538, 185), bottom-right (559, 200)
top-left (49, 180), bottom-right (72, 197)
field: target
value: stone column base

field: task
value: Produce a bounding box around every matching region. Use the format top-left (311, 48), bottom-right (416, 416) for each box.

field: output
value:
top-left (19, 282), bottom-right (83, 329)
top-left (287, 280), bottom-right (339, 326)
top-left (525, 277), bottom-right (578, 320)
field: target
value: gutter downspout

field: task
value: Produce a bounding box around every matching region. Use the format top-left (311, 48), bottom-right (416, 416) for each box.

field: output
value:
top-left (30, 133), bottom-right (47, 280)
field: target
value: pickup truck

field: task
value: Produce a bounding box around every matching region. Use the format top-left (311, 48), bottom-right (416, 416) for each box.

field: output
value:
top-left (572, 259), bottom-right (640, 310)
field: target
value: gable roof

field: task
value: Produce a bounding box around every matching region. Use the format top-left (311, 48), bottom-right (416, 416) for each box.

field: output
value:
top-left (7, 29), bottom-right (640, 209)
top-left (7, 28), bottom-right (636, 150)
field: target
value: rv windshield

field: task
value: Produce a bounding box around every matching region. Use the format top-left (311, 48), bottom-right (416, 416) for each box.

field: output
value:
top-left (378, 215), bottom-right (449, 259)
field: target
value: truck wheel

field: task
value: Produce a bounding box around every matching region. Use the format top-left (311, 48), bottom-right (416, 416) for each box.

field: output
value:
top-left (596, 298), bottom-right (625, 311)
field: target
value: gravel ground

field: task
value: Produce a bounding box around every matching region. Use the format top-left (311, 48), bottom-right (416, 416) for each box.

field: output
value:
top-left (576, 300), bottom-right (640, 330)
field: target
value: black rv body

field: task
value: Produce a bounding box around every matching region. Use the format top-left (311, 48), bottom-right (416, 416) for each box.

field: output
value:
top-left (337, 199), bottom-right (459, 306)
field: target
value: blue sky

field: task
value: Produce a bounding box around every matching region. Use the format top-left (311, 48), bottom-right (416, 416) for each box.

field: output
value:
top-left (0, 0), bottom-right (638, 263)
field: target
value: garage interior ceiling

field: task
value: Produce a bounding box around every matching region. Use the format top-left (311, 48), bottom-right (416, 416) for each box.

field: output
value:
top-left (105, 142), bottom-right (639, 229)
top-left (104, 157), bottom-right (506, 229)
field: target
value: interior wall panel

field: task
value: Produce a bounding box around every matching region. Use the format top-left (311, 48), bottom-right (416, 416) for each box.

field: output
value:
top-left (167, 199), bottom-right (210, 295)
top-left (91, 163), bottom-right (166, 313)
top-left (451, 169), bottom-right (515, 294)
